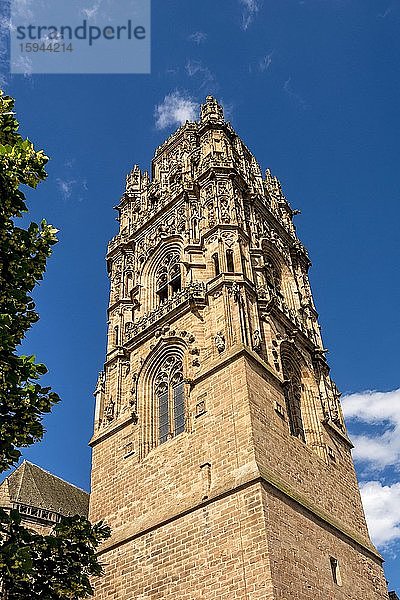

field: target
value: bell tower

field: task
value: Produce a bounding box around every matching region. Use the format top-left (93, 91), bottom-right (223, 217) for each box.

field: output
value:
top-left (89, 96), bottom-right (389, 599)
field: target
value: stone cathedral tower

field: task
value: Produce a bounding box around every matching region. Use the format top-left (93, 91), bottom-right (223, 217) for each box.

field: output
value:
top-left (89, 97), bottom-right (389, 599)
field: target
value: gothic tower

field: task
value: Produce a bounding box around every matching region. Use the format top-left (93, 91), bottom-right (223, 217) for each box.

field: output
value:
top-left (89, 97), bottom-right (389, 599)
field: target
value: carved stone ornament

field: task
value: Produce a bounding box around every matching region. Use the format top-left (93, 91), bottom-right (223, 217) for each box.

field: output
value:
top-left (214, 331), bottom-right (226, 353)
top-left (104, 398), bottom-right (115, 423)
top-left (229, 282), bottom-right (241, 303)
top-left (95, 371), bottom-right (105, 394)
top-left (221, 231), bottom-right (236, 248)
top-left (129, 387), bottom-right (139, 425)
top-left (252, 330), bottom-right (262, 353)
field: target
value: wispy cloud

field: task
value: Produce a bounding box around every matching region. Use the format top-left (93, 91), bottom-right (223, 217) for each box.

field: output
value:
top-left (249, 52), bottom-right (274, 74)
top-left (359, 481), bottom-right (400, 548)
top-left (342, 389), bottom-right (400, 471)
top-left (283, 77), bottom-right (309, 110)
top-left (378, 5), bottom-right (394, 18)
top-left (185, 59), bottom-right (217, 92)
top-left (57, 178), bottom-right (77, 201)
top-left (64, 158), bottom-right (76, 169)
top-left (11, 0), bottom-right (36, 21)
top-left (154, 91), bottom-right (199, 130)
top-left (1, 11), bottom-right (34, 80)
top-left (0, 17), bottom-right (10, 87)
top-left (188, 31), bottom-right (207, 44)
top-left (259, 52), bottom-right (273, 72)
top-left (12, 54), bottom-right (33, 77)
top-left (239, 0), bottom-right (260, 30)
top-left (81, 0), bottom-right (102, 20)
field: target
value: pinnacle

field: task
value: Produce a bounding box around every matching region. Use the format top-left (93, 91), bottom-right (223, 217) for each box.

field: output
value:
top-left (200, 95), bottom-right (224, 123)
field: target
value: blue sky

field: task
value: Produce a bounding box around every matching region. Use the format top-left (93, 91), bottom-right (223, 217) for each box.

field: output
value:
top-left (1, 0), bottom-right (399, 592)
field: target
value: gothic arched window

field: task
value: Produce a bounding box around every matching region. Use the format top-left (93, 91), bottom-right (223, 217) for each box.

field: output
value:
top-left (281, 356), bottom-right (306, 443)
top-left (156, 252), bottom-right (181, 305)
top-left (154, 356), bottom-right (185, 444)
top-left (264, 258), bottom-right (281, 296)
top-left (212, 253), bottom-right (220, 276)
top-left (226, 249), bottom-right (235, 273)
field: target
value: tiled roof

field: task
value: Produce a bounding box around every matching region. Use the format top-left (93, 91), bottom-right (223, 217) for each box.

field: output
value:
top-left (0, 461), bottom-right (89, 518)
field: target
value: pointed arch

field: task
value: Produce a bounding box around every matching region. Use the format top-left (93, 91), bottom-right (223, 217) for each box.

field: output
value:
top-left (137, 339), bottom-right (187, 457)
top-left (261, 242), bottom-right (298, 311)
top-left (280, 344), bottom-right (306, 442)
top-left (139, 238), bottom-right (184, 313)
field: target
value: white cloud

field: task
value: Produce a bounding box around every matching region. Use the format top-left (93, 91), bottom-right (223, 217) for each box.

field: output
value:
top-left (185, 59), bottom-right (216, 91)
top-left (283, 77), bottom-right (309, 110)
top-left (378, 6), bottom-right (393, 18)
top-left (0, 16), bottom-right (15, 34)
top-left (57, 178), bottom-right (76, 200)
top-left (39, 31), bottom-right (63, 43)
top-left (11, 54), bottom-right (33, 77)
top-left (342, 389), bottom-right (400, 550)
top-left (81, 0), bottom-right (102, 20)
top-left (11, 0), bottom-right (36, 21)
top-left (0, 19), bottom-right (10, 86)
top-left (360, 481), bottom-right (400, 548)
top-left (239, 0), bottom-right (260, 30)
top-left (188, 31), bottom-right (207, 44)
top-left (259, 52), bottom-right (273, 72)
top-left (154, 91), bottom-right (198, 130)
top-left (64, 158), bottom-right (76, 169)
top-left (342, 389), bottom-right (400, 470)
top-left (0, 12), bottom-right (33, 78)
top-left (248, 51), bottom-right (273, 75)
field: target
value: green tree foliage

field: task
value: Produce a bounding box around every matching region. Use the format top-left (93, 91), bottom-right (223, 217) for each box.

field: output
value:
top-left (0, 90), bottom-right (110, 598)
top-left (0, 510), bottom-right (110, 599)
top-left (0, 89), bottom-right (59, 471)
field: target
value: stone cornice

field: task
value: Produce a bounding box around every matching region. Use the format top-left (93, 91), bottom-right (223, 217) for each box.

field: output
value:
top-left (190, 342), bottom-right (283, 390)
top-left (323, 418), bottom-right (354, 449)
top-left (89, 414), bottom-right (136, 448)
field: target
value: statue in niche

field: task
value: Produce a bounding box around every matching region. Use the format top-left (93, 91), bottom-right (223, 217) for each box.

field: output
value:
top-left (214, 331), bottom-right (226, 353)
top-left (176, 212), bottom-right (186, 233)
top-left (129, 389), bottom-right (138, 424)
top-left (264, 260), bottom-right (280, 295)
top-left (219, 196), bottom-right (231, 223)
top-left (95, 371), bottom-right (105, 394)
top-left (191, 212), bottom-right (200, 240)
top-left (104, 398), bottom-right (115, 423)
top-left (252, 330), bottom-right (262, 353)
top-left (230, 282), bottom-right (241, 303)
top-left (110, 261), bottom-right (122, 302)
top-left (207, 201), bottom-right (216, 228)
top-left (234, 188), bottom-right (244, 226)
top-left (125, 165), bottom-right (140, 194)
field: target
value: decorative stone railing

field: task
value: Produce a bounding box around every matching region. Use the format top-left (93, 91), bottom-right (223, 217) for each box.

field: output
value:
top-left (196, 154), bottom-right (234, 176)
top-left (257, 286), bottom-right (316, 342)
top-left (14, 502), bottom-right (62, 524)
top-left (124, 282), bottom-right (206, 342)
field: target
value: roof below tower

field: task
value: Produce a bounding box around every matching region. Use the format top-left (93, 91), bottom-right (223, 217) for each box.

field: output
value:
top-left (0, 460), bottom-right (89, 518)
